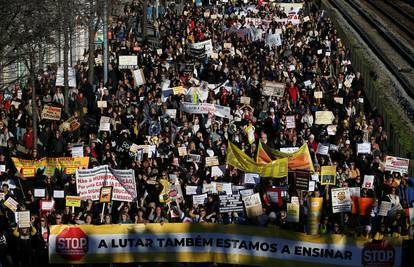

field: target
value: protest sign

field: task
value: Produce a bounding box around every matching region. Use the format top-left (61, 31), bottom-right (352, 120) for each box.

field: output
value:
top-left (219, 195), bottom-right (244, 213)
top-left (239, 189), bottom-right (254, 198)
top-left (293, 171), bottom-right (309, 191)
top-left (99, 116), bottom-right (111, 132)
top-left (202, 183), bottom-right (217, 194)
top-left (216, 183), bottom-right (232, 195)
top-left (384, 156), bottom-right (409, 174)
top-left (49, 223), bottom-right (402, 266)
top-left (0, 165), bottom-right (5, 173)
top-left (118, 55), bottom-right (138, 69)
top-left (307, 197), bottom-right (323, 235)
top-left (286, 116), bottom-right (296, 129)
top-left (178, 146), bottom-right (187, 157)
top-left (379, 201), bottom-right (392, 217)
top-left (59, 117), bottom-right (80, 132)
top-left (309, 181), bottom-right (316, 192)
top-left (76, 165), bottom-right (137, 202)
top-left (266, 187), bottom-right (283, 205)
top-left (362, 175), bottom-right (375, 190)
top-left (315, 111), bottom-right (334, 125)
top-left (316, 143), bottom-right (329, 155)
top-left (180, 102), bottom-right (231, 118)
top-left (56, 67), bottom-right (76, 87)
top-left (357, 143), bottom-right (371, 154)
top-left (334, 97), bottom-right (343, 104)
top-left (53, 190), bottom-right (65, 199)
top-left (287, 203), bottom-right (300, 223)
top-left (185, 185), bottom-right (199, 195)
top-left (192, 194), bottom-right (207, 206)
top-left (211, 166), bottom-right (224, 177)
top-left (34, 188), bottom-right (46, 198)
top-left (133, 69), bottom-right (146, 86)
top-left (331, 188), bottom-right (351, 213)
top-left (41, 105), bottom-right (62, 121)
top-left (66, 196), bottom-right (81, 207)
top-left (40, 200), bottom-right (55, 211)
top-left (71, 145), bottom-right (84, 158)
top-left (240, 96), bottom-right (251, 105)
top-left (320, 166), bottom-right (336, 185)
top-left (243, 193), bottom-right (263, 218)
top-left (15, 211), bottom-right (30, 228)
top-left (327, 125), bottom-right (337, 136)
top-left (242, 173), bottom-right (260, 185)
top-left (97, 101), bottom-right (107, 108)
top-left (188, 40), bottom-right (213, 56)
top-left (99, 186), bottom-right (113, 203)
top-left (314, 91), bottom-right (323, 99)
top-left (205, 156), bottom-right (219, 167)
top-left (4, 197), bottom-right (18, 212)
top-left (262, 81), bottom-right (285, 97)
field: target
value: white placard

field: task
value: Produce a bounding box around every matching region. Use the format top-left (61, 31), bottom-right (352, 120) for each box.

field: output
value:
top-left (0, 165), bottom-right (5, 173)
top-left (53, 190), bottom-right (65, 199)
top-left (192, 194), bottom-right (208, 206)
top-left (309, 181), bottom-right (316, 192)
top-left (118, 55), bottom-right (138, 69)
top-left (317, 143), bottom-right (329, 155)
top-left (327, 125), bottom-right (337, 136)
top-left (99, 116), bottom-right (111, 132)
top-left (286, 115), bottom-right (296, 129)
top-left (185, 186), bottom-right (199, 195)
top-left (211, 166), bottom-right (224, 177)
top-left (15, 211), bottom-right (31, 228)
top-left (202, 183), bottom-right (217, 194)
top-left (379, 201), bottom-right (392, 217)
top-left (331, 188), bottom-right (351, 213)
top-left (362, 175), bottom-right (375, 189)
top-left (133, 69), bottom-right (146, 86)
top-left (280, 147), bottom-right (299, 154)
top-left (71, 145), bottom-right (84, 158)
top-left (357, 143), bottom-right (371, 154)
top-left (34, 188), bottom-right (46, 198)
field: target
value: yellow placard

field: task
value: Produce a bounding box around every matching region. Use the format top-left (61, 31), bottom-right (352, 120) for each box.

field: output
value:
top-left (66, 196), bottom-right (81, 207)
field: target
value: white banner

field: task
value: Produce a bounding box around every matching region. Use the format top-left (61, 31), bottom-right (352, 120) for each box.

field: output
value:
top-left (384, 156), bottom-right (409, 174)
top-left (331, 188), bottom-right (351, 213)
top-left (118, 55), bottom-right (138, 69)
top-left (76, 165), bottom-right (137, 202)
top-left (180, 102), bottom-right (231, 118)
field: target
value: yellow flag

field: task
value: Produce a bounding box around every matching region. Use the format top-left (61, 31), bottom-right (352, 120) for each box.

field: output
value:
top-left (226, 142), bottom-right (288, 178)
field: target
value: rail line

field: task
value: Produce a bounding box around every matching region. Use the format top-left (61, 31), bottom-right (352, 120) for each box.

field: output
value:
top-left (329, 0), bottom-right (414, 99)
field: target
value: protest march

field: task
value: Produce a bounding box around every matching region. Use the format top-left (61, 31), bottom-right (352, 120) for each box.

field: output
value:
top-left (0, 0), bottom-right (413, 266)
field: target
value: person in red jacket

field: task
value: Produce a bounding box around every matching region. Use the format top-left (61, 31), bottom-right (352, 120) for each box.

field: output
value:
top-left (287, 81), bottom-right (299, 107)
top-left (23, 127), bottom-right (33, 151)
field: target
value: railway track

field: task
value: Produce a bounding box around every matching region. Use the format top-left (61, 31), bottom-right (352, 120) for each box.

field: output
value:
top-left (366, 0), bottom-right (414, 43)
top-left (329, 0), bottom-right (414, 99)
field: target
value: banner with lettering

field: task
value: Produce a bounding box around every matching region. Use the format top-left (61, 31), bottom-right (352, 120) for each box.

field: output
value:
top-left (49, 224), bottom-right (402, 266)
top-left (76, 165), bottom-right (137, 202)
top-left (12, 157), bottom-right (89, 179)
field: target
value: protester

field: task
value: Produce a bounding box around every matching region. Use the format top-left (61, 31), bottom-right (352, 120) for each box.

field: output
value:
top-left (0, 0), bottom-right (413, 266)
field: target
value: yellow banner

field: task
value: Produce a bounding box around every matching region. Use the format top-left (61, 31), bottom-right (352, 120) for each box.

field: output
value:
top-left (48, 223), bottom-right (402, 266)
top-left (226, 142), bottom-right (288, 178)
top-left (12, 157), bottom-right (89, 178)
top-left (258, 142), bottom-right (315, 172)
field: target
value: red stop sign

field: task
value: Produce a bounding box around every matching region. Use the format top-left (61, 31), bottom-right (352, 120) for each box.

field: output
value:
top-left (56, 227), bottom-right (88, 261)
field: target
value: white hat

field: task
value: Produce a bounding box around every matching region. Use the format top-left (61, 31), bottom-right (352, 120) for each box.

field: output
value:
top-left (345, 140), bottom-right (351, 145)
top-left (268, 212), bottom-right (277, 219)
top-left (269, 108), bottom-right (275, 113)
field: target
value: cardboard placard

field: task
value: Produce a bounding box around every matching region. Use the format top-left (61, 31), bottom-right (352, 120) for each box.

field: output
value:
top-left (41, 105), bottom-right (62, 121)
top-left (15, 210), bottom-right (31, 228)
top-left (243, 193), bottom-right (263, 218)
top-left (287, 203), bottom-right (300, 222)
top-left (4, 197), bottom-right (19, 212)
top-left (97, 101), bottom-right (108, 108)
top-left (178, 147), bottom-right (187, 157)
top-left (205, 156), bottom-right (219, 167)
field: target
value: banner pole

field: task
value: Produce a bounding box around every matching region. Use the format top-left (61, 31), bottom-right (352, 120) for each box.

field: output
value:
top-left (101, 202), bottom-right (106, 223)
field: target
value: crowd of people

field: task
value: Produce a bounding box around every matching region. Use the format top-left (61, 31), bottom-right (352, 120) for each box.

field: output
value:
top-left (0, 0), bottom-right (413, 266)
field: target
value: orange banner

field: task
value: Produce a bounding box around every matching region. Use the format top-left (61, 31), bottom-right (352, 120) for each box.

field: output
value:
top-left (358, 197), bottom-right (374, 216)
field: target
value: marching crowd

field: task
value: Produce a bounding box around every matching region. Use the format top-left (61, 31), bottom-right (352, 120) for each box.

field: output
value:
top-left (0, 0), bottom-right (413, 266)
